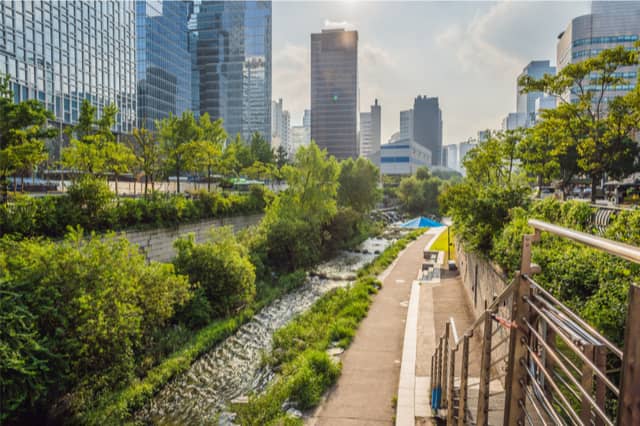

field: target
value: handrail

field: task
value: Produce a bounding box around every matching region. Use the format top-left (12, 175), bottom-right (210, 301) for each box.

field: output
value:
top-left (449, 317), bottom-right (460, 345)
top-left (524, 275), bottom-right (623, 358)
top-left (529, 218), bottom-right (640, 264)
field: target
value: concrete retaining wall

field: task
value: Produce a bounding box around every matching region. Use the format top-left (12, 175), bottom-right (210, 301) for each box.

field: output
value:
top-left (455, 242), bottom-right (512, 377)
top-left (120, 213), bottom-right (263, 263)
top-left (455, 243), bottom-right (509, 318)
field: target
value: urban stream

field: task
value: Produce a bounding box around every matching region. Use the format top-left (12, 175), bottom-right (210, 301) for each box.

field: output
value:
top-left (136, 235), bottom-right (396, 424)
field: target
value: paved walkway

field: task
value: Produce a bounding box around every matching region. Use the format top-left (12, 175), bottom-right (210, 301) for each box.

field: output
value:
top-left (308, 231), bottom-right (435, 426)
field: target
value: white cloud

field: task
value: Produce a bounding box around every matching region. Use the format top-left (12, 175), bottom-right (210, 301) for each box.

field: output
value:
top-left (273, 43), bottom-right (310, 124)
top-left (323, 19), bottom-right (354, 30)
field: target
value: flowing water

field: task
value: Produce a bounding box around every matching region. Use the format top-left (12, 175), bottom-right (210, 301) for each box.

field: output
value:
top-left (136, 237), bottom-right (392, 425)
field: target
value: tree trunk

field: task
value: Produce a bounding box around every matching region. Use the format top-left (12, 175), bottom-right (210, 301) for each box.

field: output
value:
top-left (13, 175), bottom-right (17, 192)
top-left (591, 175), bottom-right (598, 203)
top-left (537, 174), bottom-right (543, 198)
top-left (115, 175), bottom-right (119, 197)
top-left (20, 173), bottom-right (25, 192)
top-left (144, 175), bottom-right (148, 197)
top-left (176, 165), bottom-right (181, 193)
top-left (208, 165), bottom-right (212, 192)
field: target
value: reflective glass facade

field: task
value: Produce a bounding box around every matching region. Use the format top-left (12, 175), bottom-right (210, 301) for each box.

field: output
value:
top-left (0, 1), bottom-right (136, 133)
top-left (310, 29), bottom-right (358, 160)
top-left (136, 0), bottom-right (191, 130)
top-left (557, 1), bottom-right (640, 103)
top-left (190, 1), bottom-right (271, 142)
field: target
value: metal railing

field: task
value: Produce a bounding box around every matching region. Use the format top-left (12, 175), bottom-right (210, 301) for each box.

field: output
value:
top-left (430, 219), bottom-right (640, 425)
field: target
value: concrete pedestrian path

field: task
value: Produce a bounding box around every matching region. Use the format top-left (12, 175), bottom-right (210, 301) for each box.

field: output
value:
top-left (307, 230), bottom-right (437, 426)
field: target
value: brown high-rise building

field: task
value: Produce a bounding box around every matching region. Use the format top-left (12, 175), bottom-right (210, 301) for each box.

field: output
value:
top-left (310, 29), bottom-right (358, 159)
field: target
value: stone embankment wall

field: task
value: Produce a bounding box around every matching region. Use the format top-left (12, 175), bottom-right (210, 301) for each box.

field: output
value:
top-left (455, 241), bottom-right (512, 377)
top-left (121, 214), bottom-right (263, 263)
top-left (455, 243), bottom-right (509, 317)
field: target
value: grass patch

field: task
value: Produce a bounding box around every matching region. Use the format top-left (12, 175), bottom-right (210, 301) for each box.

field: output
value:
top-left (234, 230), bottom-right (424, 424)
top-left (429, 227), bottom-right (456, 263)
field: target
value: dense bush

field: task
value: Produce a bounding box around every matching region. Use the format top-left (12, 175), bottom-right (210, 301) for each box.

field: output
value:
top-left (174, 227), bottom-right (256, 321)
top-left (440, 182), bottom-right (530, 253)
top-left (0, 231), bottom-right (190, 422)
top-left (0, 183), bottom-right (269, 238)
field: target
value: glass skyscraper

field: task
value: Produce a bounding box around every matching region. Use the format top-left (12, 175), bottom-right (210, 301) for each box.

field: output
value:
top-left (189, 1), bottom-right (272, 142)
top-left (136, 0), bottom-right (192, 130)
top-left (557, 1), bottom-right (640, 103)
top-left (310, 29), bottom-right (358, 160)
top-left (0, 1), bottom-right (136, 134)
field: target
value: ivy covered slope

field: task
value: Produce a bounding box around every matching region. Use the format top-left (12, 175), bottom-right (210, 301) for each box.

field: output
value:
top-left (234, 230), bottom-right (423, 426)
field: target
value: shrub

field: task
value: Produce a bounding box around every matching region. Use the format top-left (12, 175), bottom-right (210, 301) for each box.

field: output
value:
top-left (174, 227), bottom-right (256, 318)
top-left (440, 182), bottom-right (530, 254)
top-left (0, 230), bottom-right (191, 422)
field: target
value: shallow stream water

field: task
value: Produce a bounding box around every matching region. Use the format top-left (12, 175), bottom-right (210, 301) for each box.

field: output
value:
top-left (136, 237), bottom-right (392, 425)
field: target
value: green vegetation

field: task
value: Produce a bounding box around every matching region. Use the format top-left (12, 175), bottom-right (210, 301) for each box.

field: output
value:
top-left (0, 74), bottom-right (57, 201)
top-left (0, 180), bottom-right (270, 238)
top-left (1, 138), bottom-right (384, 424)
top-left (234, 230), bottom-right (423, 424)
top-left (518, 44), bottom-right (640, 200)
top-left (396, 167), bottom-right (443, 217)
top-left (0, 230), bottom-right (190, 423)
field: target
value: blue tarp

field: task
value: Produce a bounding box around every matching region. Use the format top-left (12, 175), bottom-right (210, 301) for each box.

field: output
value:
top-left (400, 216), bottom-right (444, 228)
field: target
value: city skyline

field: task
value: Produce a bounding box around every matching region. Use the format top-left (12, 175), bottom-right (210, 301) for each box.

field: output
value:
top-left (273, 1), bottom-right (590, 145)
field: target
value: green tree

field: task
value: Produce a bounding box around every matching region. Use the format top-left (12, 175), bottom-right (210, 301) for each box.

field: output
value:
top-left (337, 157), bottom-right (381, 214)
top-left (275, 142), bottom-right (340, 226)
top-left (0, 74), bottom-right (56, 201)
top-left (104, 140), bottom-right (135, 196)
top-left (182, 114), bottom-right (226, 191)
top-left (519, 45), bottom-right (640, 202)
top-left (249, 132), bottom-right (274, 164)
top-left (128, 126), bottom-right (163, 196)
top-left (396, 167), bottom-right (441, 216)
top-left (275, 145), bottom-right (289, 169)
top-left (61, 100), bottom-right (121, 177)
top-left (157, 111), bottom-right (201, 193)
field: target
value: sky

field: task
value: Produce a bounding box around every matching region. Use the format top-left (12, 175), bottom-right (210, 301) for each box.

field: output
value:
top-left (272, 1), bottom-right (591, 145)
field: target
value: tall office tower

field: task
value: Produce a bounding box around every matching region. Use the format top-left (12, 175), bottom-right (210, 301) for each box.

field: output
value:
top-left (557, 1), bottom-right (640, 103)
top-left (412, 96), bottom-right (442, 166)
top-left (190, 1), bottom-right (272, 141)
top-left (272, 98), bottom-right (283, 144)
top-left (399, 109), bottom-right (413, 140)
top-left (359, 112), bottom-right (371, 157)
top-left (271, 98), bottom-right (290, 149)
top-left (445, 144), bottom-right (458, 171)
top-left (370, 99), bottom-right (381, 156)
top-left (360, 99), bottom-right (380, 158)
top-left (516, 60), bottom-right (555, 127)
top-left (0, 1), bottom-right (137, 141)
top-left (310, 29), bottom-right (358, 159)
top-left (303, 108), bottom-right (311, 129)
top-left (137, 0), bottom-right (191, 130)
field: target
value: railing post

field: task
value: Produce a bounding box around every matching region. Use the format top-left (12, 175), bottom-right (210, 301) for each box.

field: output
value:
top-left (442, 322), bottom-right (450, 407)
top-left (594, 345), bottom-right (606, 426)
top-left (581, 344), bottom-right (595, 424)
top-left (617, 283), bottom-right (640, 426)
top-left (447, 348), bottom-right (457, 425)
top-left (477, 312), bottom-right (493, 426)
top-left (458, 334), bottom-right (470, 426)
top-left (430, 354), bottom-right (435, 411)
top-left (503, 232), bottom-right (536, 426)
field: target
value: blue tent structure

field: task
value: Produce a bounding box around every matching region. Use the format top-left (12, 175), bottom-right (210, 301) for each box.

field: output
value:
top-left (400, 216), bottom-right (444, 228)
